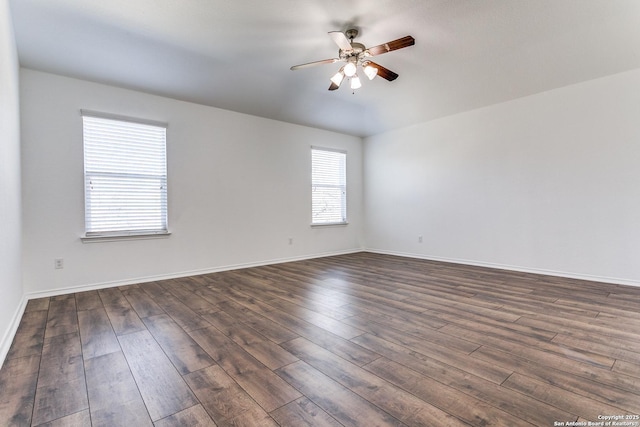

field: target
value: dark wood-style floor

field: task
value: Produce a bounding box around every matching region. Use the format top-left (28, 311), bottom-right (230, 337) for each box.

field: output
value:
top-left (1, 252), bottom-right (639, 426)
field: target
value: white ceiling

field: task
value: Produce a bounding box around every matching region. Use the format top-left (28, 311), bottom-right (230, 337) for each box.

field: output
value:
top-left (9, 0), bottom-right (640, 137)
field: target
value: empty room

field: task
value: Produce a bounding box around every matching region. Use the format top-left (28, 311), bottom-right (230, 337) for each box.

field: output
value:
top-left (1, 0), bottom-right (639, 426)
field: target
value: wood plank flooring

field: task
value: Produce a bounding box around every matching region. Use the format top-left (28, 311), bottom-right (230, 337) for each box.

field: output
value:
top-left (1, 252), bottom-right (639, 426)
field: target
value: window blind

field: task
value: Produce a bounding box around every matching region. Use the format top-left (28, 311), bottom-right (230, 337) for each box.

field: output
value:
top-left (82, 114), bottom-right (168, 236)
top-left (311, 147), bottom-right (347, 224)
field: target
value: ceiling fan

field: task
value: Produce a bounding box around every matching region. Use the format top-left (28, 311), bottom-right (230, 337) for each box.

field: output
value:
top-left (290, 28), bottom-right (415, 91)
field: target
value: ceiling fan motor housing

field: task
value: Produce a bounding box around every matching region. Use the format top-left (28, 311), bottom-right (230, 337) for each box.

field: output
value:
top-left (339, 42), bottom-right (367, 62)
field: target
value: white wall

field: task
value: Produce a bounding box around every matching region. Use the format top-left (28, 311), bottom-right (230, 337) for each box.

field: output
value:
top-left (0, 0), bottom-right (24, 363)
top-left (364, 68), bottom-right (640, 285)
top-left (20, 69), bottom-right (363, 295)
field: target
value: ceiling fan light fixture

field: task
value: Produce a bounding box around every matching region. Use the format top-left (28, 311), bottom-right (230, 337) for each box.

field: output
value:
top-left (364, 64), bottom-right (378, 80)
top-left (344, 61), bottom-right (357, 77)
top-left (330, 69), bottom-right (345, 86)
top-left (290, 29), bottom-right (415, 92)
top-left (350, 75), bottom-right (362, 90)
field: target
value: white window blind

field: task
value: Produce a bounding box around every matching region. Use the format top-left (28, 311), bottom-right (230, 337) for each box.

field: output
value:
top-left (82, 113), bottom-right (168, 237)
top-left (311, 147), bottom-right (347, 225)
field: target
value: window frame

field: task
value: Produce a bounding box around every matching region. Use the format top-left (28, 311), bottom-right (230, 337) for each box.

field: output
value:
top-left (311, 146), bottom-right (348, 226)
top-left (81, 110), bottom-right (170, 242)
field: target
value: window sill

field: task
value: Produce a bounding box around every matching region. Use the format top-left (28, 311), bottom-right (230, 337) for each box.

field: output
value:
top-left (81, 231), bottom-right (171, 243)
top-left (310, 222), bottom-right (349, 227)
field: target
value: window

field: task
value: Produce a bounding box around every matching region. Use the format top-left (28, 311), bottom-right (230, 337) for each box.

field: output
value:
top-left (311, 147), bottom-right (347, 225)
top-left (82, 111), bottom-right (168, 239)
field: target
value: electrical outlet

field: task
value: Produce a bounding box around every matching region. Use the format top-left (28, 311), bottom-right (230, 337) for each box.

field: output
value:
top-left (418, 235), bottom-right (423, 243)
top-left (54, 258), bottom-right (64, 269)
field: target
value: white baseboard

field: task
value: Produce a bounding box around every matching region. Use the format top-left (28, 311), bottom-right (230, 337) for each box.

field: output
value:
top-left (0, 295), bottom-right (28, 368)
top-left (24, 248), bottom-right (364, 301)
top-left (364, 248), bottom-right (640, 288)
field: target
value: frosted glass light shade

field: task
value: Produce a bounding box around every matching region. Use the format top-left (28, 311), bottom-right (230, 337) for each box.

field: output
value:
top-left (344, 62), bottom-right (357, 77)
top-left (364, 64), bottom-right (378, 80)
top-left (350, 75), bottom-right (362, 89)
top-left (330, 71), bottom-right (345, 86)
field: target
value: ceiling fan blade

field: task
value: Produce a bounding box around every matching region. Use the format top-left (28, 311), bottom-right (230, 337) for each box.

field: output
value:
top-left (328, 31), bottom-right (353, 52)
top-left (290, 58), bottom-right (339, 70)
top-left (365, 61), bottom-right (399, 81)
top-left (367, 35), bottom-right (415, 56)
top-left (328, 82), bottom-right (340, 91)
